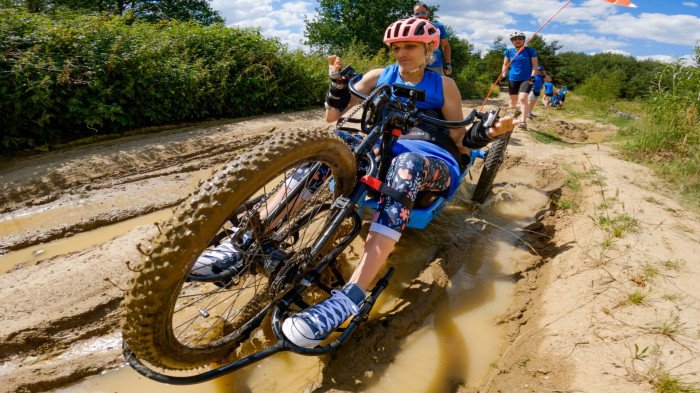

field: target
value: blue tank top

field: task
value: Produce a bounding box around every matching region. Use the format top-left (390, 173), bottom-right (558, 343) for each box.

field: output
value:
top-left (376, 65), bottom-right (460, 199)
top-left (376, 64), bottom-right (444, 109)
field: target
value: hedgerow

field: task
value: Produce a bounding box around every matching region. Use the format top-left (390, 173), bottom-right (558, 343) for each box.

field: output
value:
top-left (0, 9), bottom-right (328, 153)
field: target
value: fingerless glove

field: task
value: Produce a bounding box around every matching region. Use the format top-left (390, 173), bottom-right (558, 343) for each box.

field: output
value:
top-left (462, 122), bottom-right (494, 149)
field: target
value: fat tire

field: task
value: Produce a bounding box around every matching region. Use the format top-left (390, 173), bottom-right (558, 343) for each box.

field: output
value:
top-left (472, 137), bottom-right (509, 204)
top-left (121, 128), bottom-right (356, 370)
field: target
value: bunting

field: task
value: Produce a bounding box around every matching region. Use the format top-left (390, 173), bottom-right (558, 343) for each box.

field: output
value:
top-left (601, 0), bottom-right (637, 8)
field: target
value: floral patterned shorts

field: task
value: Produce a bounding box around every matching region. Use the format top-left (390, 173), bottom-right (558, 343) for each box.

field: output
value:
top-left (289, 132), bottom-right (452, 239)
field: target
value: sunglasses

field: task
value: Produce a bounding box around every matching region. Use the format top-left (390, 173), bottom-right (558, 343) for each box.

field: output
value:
top-left (511, 37), bottom-right (525, 41)
top-left (414, 11), bottom-right (428, 16)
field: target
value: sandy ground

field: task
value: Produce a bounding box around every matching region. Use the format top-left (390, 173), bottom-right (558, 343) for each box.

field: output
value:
top-left (1, 95), bottom-right (698, 393)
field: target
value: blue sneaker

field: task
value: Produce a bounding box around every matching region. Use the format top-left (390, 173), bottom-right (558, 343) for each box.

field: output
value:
top-left (191, 238), bottom-right (243, 276)
top-left (282, 283), bottom-right (365, 348)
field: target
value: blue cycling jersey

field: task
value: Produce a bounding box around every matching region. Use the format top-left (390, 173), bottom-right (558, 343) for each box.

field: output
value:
top-left (533, 74), bottom-right (545, 91)
top-left (503, 47), bottom-right (537, 82)
top-left (375, 65), bottom-right (460, 199)
top-left (426, 21), bottom-right (448, 68)
top-left (544, 82), bottom-right (554, 95)
top-left (377, 64), bottom-right (443, 109)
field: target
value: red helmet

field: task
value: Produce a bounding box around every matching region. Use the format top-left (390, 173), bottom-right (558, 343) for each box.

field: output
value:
top-left (383, 18), bottom-right (440, 49)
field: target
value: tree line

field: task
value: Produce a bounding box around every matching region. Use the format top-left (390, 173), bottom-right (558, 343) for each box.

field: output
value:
top-left (1, 0), bottom-right (694, 157)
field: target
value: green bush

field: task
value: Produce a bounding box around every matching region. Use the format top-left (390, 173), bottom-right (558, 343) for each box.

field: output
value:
top-left (619, 51), bottom-right (700, 208)
top-left (576, 70), bottom-right (625, 102)
top-left (0, 9), bottom-right (327, 153)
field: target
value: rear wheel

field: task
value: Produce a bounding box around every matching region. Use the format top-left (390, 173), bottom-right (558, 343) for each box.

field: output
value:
top-left (472, 137), bottom-right (509, 204)
top-left (121, 128), bottom-right (356, 370)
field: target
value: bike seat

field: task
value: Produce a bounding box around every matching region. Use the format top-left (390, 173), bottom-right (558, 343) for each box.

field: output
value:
top-left (414, 190), bottom-right (442, 209)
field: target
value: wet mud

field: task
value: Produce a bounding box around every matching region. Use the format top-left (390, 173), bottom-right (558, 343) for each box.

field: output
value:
top-left (2, 99), bottom-right (699, 393)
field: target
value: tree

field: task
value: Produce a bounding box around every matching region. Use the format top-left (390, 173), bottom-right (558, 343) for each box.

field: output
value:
top-left (525, 35), bottom-right (562, 75)
top-left (130, 1), bottom-right (223, 25)
top-left (305, 0), bottom-right (416, 54)
top-left (483, 36), bottom-right (508, 80)
top-left (443, 26), bottom-right (477, 75)
top-left (6, 0), bottom-right (223, 25)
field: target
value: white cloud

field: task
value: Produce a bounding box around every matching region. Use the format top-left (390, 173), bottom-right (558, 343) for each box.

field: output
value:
top-left (593, 12), bottom-right (700, 47)
top-left (210, 0), bottom-right (696, 58)
top-left (211, 0), bottom-right (313, 49)
top-left (539, 32), bottom-right (630, 53)
top-left (638, 54), bottom-right (677, 63)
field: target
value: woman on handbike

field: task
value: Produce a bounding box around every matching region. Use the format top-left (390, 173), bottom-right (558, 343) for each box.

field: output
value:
top-left (196, 17), bottom-right (519, 348)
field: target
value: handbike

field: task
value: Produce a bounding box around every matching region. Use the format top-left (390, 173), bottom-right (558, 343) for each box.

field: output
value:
top-left (120, 66), bottom-right (507, 384)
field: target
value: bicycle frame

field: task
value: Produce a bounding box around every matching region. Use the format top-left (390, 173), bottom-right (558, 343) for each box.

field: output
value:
top-left (123, 69), bottom-right (488, 384)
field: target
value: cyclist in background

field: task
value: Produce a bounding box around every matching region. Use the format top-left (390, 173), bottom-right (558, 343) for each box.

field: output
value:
top-left (413, 2), bottom-right (452, 76)
top-left (554, 86), bottom-right (568, 109)
top-left (502, 31), bottom-right (538, 129)
top-left (543, 79), bottom-right (555, 107)
top-left (527, 66), bottom-right (551, 118)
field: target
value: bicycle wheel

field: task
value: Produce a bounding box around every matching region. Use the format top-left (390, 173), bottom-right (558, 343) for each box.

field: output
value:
top-left (472, 137), bottom-right (509, 204)
top-left (121, 128), bottom-right (357, 370)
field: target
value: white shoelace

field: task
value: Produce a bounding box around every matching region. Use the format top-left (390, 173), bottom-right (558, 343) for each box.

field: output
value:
top-left (305, 290), bottom-right (359, 333)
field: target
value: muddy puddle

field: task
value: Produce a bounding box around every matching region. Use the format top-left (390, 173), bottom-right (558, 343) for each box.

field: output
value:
top-left (50, 182), bottom-right (547, 393)
top-left (0, 210), bottom-right (173, 273)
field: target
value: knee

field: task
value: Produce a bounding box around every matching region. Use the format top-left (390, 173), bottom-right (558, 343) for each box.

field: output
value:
top-left (386, 152), bottom-right (425, 186)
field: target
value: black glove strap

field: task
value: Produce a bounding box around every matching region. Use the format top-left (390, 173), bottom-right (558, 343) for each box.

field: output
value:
top-left (325, 82), bottom-right (350, 111)
top-left (462, 122), bottom-right (494, 149)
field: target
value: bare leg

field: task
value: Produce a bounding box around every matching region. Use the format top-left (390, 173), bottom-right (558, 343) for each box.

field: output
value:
top-left (261, 185), bottom-right (305, 229)
top-left (509, 94), bottom-right (518, 108)
top-left (518, 91), bottom-right (530, 124)
top-left (349, 231), bottom-right (397, 290)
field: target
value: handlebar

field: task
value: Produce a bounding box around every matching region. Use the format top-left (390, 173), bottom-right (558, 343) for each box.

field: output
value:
top-left (345, 69), bottom-right (478, 129)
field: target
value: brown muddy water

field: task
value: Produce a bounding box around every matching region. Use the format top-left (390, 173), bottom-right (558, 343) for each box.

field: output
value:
top-left (48, 183), bottom-right (547, 393)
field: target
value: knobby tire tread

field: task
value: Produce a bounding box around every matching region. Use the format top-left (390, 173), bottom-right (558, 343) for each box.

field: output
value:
top-left (121, 128), bottom-right (356, 370)
top-left (472, 138), bottom-right (508, 204)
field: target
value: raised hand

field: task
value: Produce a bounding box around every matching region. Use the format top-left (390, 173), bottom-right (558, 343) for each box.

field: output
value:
top-left (328, 55), bottom-right (343, 77)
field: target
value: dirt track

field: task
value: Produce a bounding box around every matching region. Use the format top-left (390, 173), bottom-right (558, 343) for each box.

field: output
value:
top-left (1, 97), bottom-right (698, 393)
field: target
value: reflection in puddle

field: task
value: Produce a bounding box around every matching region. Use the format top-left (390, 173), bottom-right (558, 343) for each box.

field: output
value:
top-left (52, 183), bottom-right (547, 393)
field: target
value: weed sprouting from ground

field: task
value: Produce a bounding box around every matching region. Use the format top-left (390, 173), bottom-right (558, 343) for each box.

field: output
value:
top-left (551, 198), bottom-right (578, 210)
top-left (628, 290), bottom-right (650, 305)
top-left (646, 367), bottom-right (700, 393)
top-left (598, 213), bottom-right (640, 237)
top-left (649, 315), bottom-right (683, 338)
top-left (660, 259), bottom-right (685, 272)
top-left (644, 263), bottom-right (660, 281)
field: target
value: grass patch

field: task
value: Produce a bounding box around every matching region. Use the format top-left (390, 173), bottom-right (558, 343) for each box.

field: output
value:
top-left (598, 213), bottom-right (640, 237)
top-left (552, 198), bottom-right (578, 210)
top-left (661, 293), bottom-right (683, 302)
top-left (561, 163), bottom-right (599, 192)
top-left (650, 315), bottom-right (682, 338)
top-left (661, 259), bottom-right (685, 271)
top-left (565, 95), bottom-right (644, 127)
top-left (516, 357), bottom-right (531, 367)
top-left (531, 129), bottom-right (570, 145)
top-left (644, 263), bottom-right (660, 280)
top-left (628, 290), bottom-right (650, 305)
top-left (647, 368), bottom-right (700, 393)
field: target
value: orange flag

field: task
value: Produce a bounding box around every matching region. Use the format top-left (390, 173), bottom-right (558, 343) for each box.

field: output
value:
top-left (601, 0), bottom-right (637, 7)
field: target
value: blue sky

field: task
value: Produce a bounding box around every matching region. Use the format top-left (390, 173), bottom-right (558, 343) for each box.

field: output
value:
top-left (211, 0), bottom-right (700, 62)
